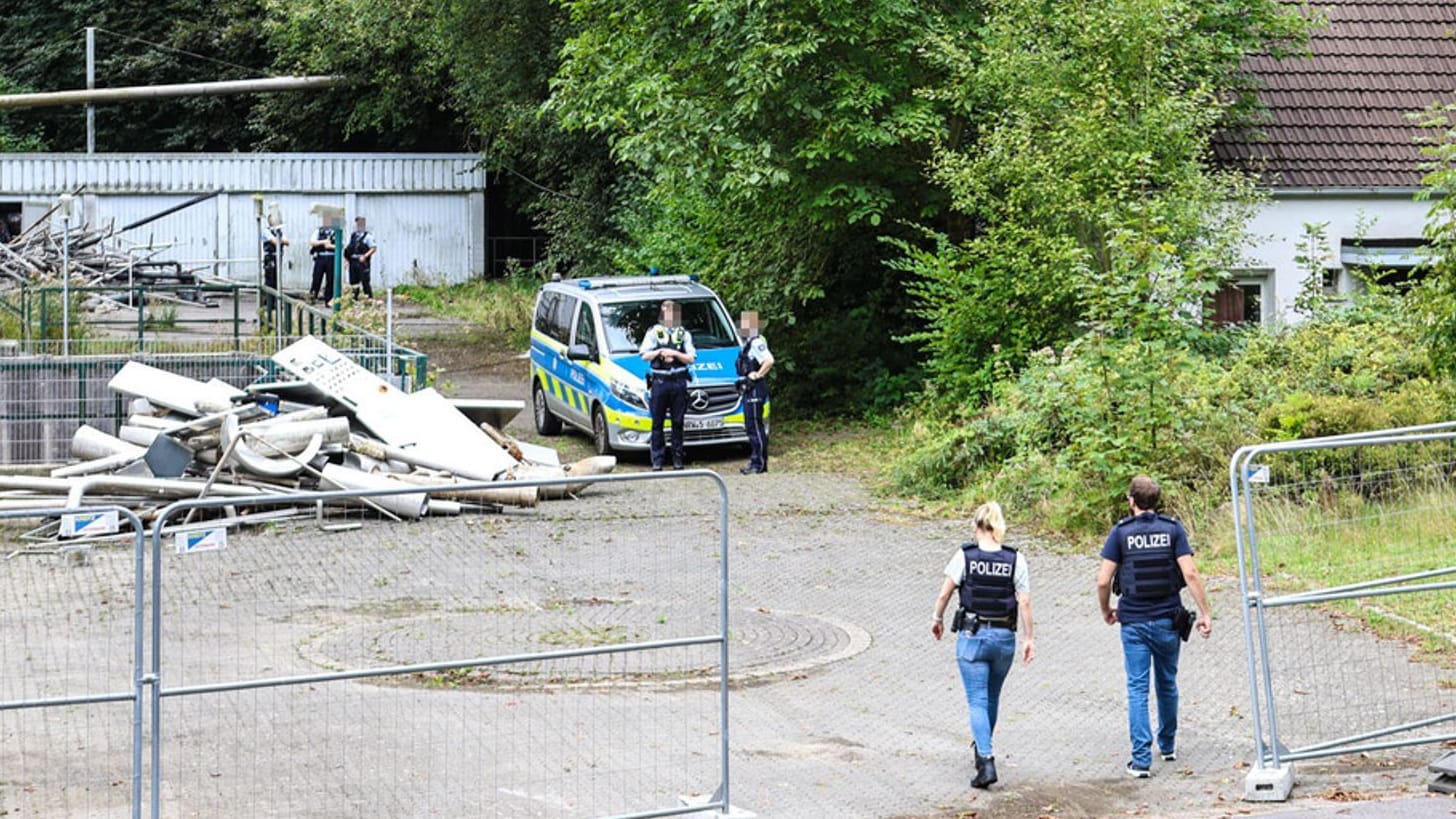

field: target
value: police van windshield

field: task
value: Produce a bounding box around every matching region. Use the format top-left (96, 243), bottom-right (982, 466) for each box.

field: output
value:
top-left (601, 298), bottom-right (738, 354)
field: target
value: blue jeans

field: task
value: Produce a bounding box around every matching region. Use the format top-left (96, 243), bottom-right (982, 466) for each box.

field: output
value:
top-left (1120, 619), bottom-right (1182, 769)
top-left (956, 627), bottom-right (1017, 757)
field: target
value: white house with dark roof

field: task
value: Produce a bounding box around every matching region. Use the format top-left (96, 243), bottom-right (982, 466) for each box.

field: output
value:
top-left (1211, 0), bottom-right (1456, 324)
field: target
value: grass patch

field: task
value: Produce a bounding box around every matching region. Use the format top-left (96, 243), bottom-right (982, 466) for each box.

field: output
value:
top-left (770, 417), bottom-right (897, 481)
top-left (1201, 486), bottom-right (1456, 659)
top-left (394, 276), bottom-right (538, 350)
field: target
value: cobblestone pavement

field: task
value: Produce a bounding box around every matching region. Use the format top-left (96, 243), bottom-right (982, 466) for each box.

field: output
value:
top-left (542, 467), bottom-right (1448, 819)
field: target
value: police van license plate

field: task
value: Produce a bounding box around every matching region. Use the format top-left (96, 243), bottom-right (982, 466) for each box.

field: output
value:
top-left (683, 417), bottom-right (723, 431)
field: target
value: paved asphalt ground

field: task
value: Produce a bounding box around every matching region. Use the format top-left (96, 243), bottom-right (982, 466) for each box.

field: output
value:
top-left (7, 293), bottom-right (1448, 818)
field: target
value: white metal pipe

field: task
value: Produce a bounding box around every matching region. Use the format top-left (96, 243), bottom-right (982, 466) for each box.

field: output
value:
top-left (241, 418), bottom-right (350, 453)
top-left (0, 75), bottom-right (341, 110)
top-left (119, 425), bottom-right (161, 447)
top-left (385, 472), bottom-right (538, 507)
top-left (71, 424), bottom-right (146, 460)
top-left (319, 464), bottom-right (427, 519)
top-left (51, 452), bottom-right (143, 478)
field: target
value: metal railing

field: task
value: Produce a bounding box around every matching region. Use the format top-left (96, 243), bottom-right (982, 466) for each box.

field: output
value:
top-left (1231, 424), bottom-right (1456, 783)
top-left (0, 505), bottom-right (149, 818)
top-left (0, 473), bottom-right (734, 818)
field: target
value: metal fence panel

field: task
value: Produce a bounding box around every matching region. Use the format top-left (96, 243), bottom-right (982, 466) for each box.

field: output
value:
top-left (148, 474), bottom-right (730, 818)
top-left (0, 506), bottom-right (147, 818)
top-left (1231, 426), bottom-right (1456, 773)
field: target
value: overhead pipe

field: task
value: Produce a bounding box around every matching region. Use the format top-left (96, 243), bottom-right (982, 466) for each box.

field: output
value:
top-left (0, 76), bottom-right (341, 111)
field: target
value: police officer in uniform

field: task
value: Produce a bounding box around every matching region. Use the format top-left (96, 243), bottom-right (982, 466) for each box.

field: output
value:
top-left (931, 501), bottom-right (1035, 790)
top-left (735, 310), bottom-right (773, 474)
top-left (344, 216), bottom-right (377, 298)
top-left (260, 222), bottom-right (289, 316)
top-left (639, 299), bottom-right (696, 470)
top-left (1096, 475), bottom-right (1212, 778)
top-left (307, 219), bottom-right (337, 304)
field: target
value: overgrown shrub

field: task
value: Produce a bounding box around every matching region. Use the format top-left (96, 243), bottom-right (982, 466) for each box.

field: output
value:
top-left (887, 303), bottom-right (1456, 540)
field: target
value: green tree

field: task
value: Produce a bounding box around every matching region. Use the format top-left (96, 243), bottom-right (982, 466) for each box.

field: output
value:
top-left (549, 0), bottom-right (972, 408)
top-left (897, 0), bottom-right (1308, 401)
top-left (1410, 101), bottom-right (1456, 372)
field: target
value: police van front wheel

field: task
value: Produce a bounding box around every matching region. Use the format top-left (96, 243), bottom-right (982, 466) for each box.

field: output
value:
top-left (591, 406), bottom-right (615, 456)
top-left (533, 381), bottom-right (562, 436)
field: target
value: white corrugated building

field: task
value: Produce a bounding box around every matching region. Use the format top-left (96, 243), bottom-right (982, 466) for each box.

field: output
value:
top-left (0, 153), bottom-right (488, 288)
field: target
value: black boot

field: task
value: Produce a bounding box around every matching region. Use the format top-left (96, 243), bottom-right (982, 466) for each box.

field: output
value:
top-left (971, 751), bottom-right (998, 789)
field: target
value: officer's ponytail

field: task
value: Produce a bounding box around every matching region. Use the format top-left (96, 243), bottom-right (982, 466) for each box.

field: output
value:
top-left (973, 501), bottom-right (1007, 541)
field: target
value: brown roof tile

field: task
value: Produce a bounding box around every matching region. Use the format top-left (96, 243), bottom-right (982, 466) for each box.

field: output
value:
top-left (1212, 0), bottom-right (1456, 188)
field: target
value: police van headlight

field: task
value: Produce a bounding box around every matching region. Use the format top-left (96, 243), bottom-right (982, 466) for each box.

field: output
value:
top-left (611, 378), bottom-right (647, 409)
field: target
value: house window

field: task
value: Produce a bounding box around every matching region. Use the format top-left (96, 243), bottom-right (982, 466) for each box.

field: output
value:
top-left (1340, 239), bottom-right (1427, 290)
top-left (1212, 279), bottom-right (1265, 326)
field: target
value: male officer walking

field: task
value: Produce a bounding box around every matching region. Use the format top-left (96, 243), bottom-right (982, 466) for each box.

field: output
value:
top-left (639, 300), bottom-right (696, 470)
top-left (344, 216), bottom-right (377, 298)
top-left (1096, 475), bottom-right (1212, 778)
top-left (307, 217), bottom-right (337, 304)
top-left (736, 310), bottom-right (773, 474)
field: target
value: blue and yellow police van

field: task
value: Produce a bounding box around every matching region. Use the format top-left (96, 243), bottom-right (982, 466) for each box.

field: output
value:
top-left (529, 274), bottom-right (762, 455)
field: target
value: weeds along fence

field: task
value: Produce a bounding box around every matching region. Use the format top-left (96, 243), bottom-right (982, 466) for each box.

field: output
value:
top-left (1231, 424), bottom-right (1456, 784)
top-left (0, 472), bottom-right (734, 819)
top-left (0, 286), bottom-right (427, 465)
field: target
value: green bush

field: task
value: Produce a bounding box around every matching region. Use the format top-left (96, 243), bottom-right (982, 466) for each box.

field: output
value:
top-left (886, 301), bottom-right (1456, 540)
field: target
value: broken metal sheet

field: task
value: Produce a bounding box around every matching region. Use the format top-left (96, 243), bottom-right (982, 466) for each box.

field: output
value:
top-left (273, 337), bottom-right (518, 479)
top-left (108, 360), bottom-right (246, 416)
top-left (450, 398), bottom-right (524, 431)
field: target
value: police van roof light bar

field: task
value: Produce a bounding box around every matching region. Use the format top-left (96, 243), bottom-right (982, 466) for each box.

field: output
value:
top-left (577, 274), bottom-right (698, 290)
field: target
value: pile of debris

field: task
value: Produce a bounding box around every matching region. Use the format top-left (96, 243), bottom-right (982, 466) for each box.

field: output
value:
top-left (0, 336), bottom-right (614, 542)
top-left (0, 187), bottom-right (219, 306)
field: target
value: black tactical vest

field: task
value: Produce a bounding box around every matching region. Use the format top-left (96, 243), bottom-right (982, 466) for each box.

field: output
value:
top-left (957, 544), bottom-right (1018, 626)
top-left (736, 336), bottom-right (757, 377)
top-left (345, 230), bottom-right (371, 259)
top-left (1114, 513), bottom-right (1187, 600)
top-left (311, 227), bottom-right (334, 257)
top-left (650, 326), bottom-right (690, 377)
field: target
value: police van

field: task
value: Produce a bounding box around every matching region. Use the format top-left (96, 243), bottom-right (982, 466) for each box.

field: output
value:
top-left (529, 274), bottom-right (762, 455)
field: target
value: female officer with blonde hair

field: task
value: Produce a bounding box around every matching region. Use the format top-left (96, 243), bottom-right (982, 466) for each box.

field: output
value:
top-left (931, 501), bottom-right (1035, 789)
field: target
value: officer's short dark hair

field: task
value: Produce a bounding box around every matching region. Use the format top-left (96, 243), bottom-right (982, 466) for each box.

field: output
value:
top-left (1128, 475), bottom-right (1161, 511)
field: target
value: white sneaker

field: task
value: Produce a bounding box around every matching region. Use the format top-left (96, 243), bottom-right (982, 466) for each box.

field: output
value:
top-left (1126, 762), bottom-right (1151, 778)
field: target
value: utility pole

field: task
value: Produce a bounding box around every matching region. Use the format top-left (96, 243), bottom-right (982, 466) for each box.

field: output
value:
top-left (85, 27), bottom-right (96, 153)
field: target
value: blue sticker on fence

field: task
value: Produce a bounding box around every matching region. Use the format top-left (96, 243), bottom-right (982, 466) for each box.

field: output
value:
top-left (61, 510), bottom-right (120, 538)
top-left (176, 528), bottom-right (227, 554)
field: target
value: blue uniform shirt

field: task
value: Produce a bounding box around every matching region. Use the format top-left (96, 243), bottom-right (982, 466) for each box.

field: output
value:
top-left (1100, 511), bottom-right (1192, 624)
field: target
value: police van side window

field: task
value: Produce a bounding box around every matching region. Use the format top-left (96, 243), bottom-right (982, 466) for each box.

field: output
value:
top-left (572, 302), bottom-right (599, 357)
top-left (534, 292), bottom-right (560, 339)
top-left (550, 294), bottom-right (578, 344)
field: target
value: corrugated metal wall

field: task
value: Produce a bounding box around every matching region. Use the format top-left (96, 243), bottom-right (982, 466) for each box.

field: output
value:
top-left (0, 154), bottom-right (487, 284)
top-left (0, 154), bottom-right (485, 194)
